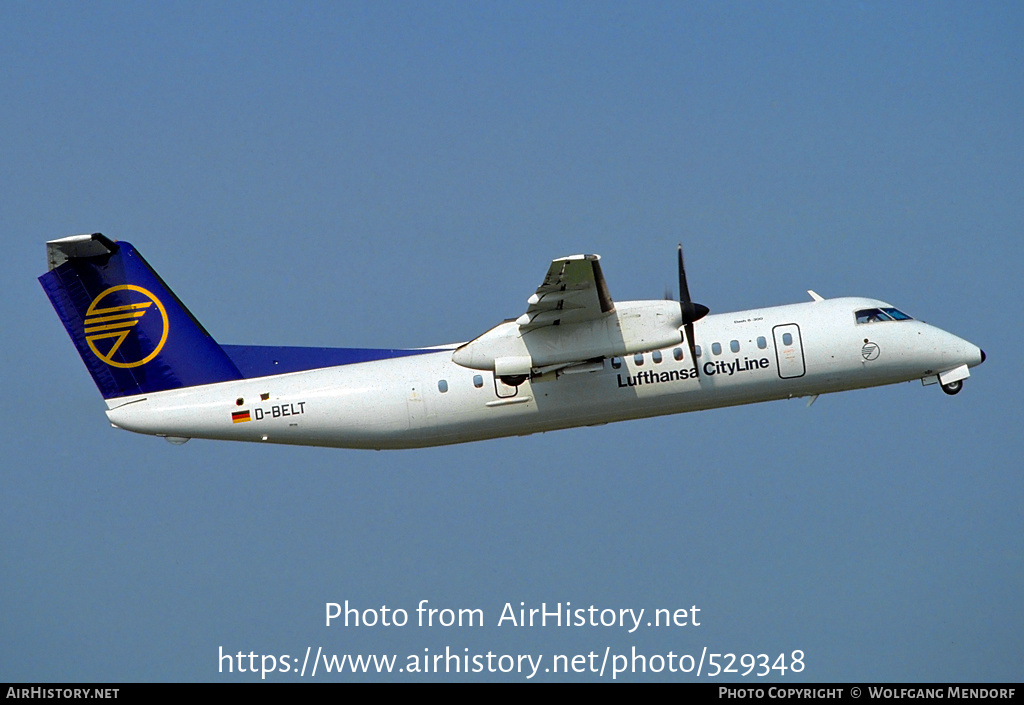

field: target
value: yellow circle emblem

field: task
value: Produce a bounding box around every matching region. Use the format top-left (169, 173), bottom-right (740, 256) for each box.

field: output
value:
top-left (84, 285), bottom-right (169, 368)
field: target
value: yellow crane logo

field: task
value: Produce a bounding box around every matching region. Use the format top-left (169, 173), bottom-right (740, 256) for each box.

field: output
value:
top-left (84, 285), bottom-right (169, 368)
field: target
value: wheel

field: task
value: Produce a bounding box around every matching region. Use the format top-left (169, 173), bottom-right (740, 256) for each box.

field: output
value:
top-left (500, 374), bottom-right (528, 387)
top-left (941, 379), bottom-right (963, 395)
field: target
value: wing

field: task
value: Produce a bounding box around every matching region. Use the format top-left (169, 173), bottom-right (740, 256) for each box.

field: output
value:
top-left (452, 253), bottom-right (682, 374)
top-left (515, 254), bottom-right (615, 331)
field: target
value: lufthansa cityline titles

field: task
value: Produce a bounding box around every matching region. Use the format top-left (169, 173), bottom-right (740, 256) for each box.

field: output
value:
top-left (617, 356), bottom-right (771, 388)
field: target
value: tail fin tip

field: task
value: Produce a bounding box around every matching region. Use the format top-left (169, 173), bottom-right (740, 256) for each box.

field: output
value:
top-left (46, 233), bottom-right (118, 270)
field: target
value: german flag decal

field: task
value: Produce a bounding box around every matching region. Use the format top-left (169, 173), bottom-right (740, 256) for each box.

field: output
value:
top-left (231, 410), bottom-right (251, 423)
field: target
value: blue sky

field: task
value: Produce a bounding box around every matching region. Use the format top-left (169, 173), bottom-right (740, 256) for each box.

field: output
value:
top-left (2, 2), bottom-right (1021, 682)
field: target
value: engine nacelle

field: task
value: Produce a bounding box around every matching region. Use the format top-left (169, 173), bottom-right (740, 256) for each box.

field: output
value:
top-left (451, 300), bottom-right (683, 372)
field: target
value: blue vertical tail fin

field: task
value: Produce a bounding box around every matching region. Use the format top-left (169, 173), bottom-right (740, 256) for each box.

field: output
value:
top-left (39, 233), bottom-right (243, 399)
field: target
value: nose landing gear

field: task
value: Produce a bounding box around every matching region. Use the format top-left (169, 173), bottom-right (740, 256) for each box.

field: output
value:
top-left (941, 379), bottom-right (964, 396)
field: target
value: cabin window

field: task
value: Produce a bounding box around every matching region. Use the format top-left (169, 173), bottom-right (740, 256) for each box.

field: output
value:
top-left (711, 342), bottom-right (722, 356)
top-left (757, 336), bottom-right (767, 349)
top-left (694, 344), bottom-right (702, 358)
top-left (730, 340), bottom-right (740, 353)
top-left (438, 379), bottom-right (448, 393)
top-left (634, 353), bottom-right (645, 366)
top-left (782, 333), bottom-right (793, 346)
top-left (673, 347), bottom-right (683, 361)
top-left (652, 350), bottom-right (663, 364)
top-left (473, 374), bottom-right (483, 388)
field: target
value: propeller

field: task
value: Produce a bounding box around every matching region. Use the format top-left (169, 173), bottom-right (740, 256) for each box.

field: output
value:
top-left (677, 244), bottom-right (709, 365)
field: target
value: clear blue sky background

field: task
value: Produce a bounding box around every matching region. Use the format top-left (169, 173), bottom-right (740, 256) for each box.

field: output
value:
top-left (2, 1), bottom-right (1021, 682)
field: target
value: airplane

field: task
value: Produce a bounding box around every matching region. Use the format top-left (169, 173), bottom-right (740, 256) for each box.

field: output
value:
top-left (39, 233), bottom-right (985, 450)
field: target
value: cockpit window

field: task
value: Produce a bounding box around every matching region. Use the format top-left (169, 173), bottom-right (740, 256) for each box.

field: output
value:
top-left (883, 307), bottom-right (913, 320)
top-left (856, 308), bottom-right (890, 324)
top-left (855, 307), bottom-right (913, 324)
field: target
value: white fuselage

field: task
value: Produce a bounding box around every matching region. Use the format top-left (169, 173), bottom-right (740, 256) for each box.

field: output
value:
top-left (103, 297), bottom-right (984, 450)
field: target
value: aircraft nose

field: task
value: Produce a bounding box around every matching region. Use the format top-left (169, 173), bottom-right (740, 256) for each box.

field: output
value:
top-left (939, 329), bottom-right (985, 370)
top-left (964, 342), bottom-right (985, 368)
top-left (969, 343), bottom-right (985, 367)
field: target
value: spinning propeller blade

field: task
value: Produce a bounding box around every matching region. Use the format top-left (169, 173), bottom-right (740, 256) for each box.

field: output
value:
top-left (677, 244), bottom-right (709, 365)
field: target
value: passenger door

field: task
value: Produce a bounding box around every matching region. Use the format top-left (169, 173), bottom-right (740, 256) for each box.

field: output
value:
top-left (773, 324), bottom-right (806, 379)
